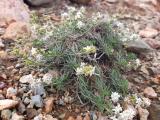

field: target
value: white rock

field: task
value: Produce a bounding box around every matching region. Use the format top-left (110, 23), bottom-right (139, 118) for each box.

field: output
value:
top-left (6, 87), bottom-right (17, 98)
top-left (19, 74), bottom-right (35, 84)
top-left (11, 112), bottom-right (25, 120)
top-left (0, 99), bottom-right (18, 110)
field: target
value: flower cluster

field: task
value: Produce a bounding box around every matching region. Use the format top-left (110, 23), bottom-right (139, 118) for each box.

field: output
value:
top-left (118, 108), bottom-right (136, 120)
top-left (111, 92), bottom-right (121, 103)
top-left (82, 46), bottom-right (97, 54)
top-left (76, 62), bottom-right (95, 76)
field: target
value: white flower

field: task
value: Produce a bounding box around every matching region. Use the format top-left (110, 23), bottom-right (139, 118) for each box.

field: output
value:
top-left (111, 92), bottom-right (120, 103)
top-left (31, 47), bottom-right (38, 56)
top-left (83, 46), bottom-right (97, 54)
top-left (80, 6), bottom-right (86, 13)
top-left (118, 108), bottom-right (136, 120)
top-left (43, 73), bottom-right (53, 85)
top-left (67, 6), bottom-right (76, 13)
top-left (142, 97), bottom-right (151, 107)
top-left (77, 21), bottom-right (85, 29)
top-left (76, 63), bottom-right (95, 76)
top-left (135, 59), bottom-right (141, 66)
top-left (112, 104), bottom-right (122, 114)
top-left (76, 67), bottom-right (83, 75)
top-left (135, 97), bottom-right (143, 107)
top-left (110, 116), bottom-right (118, 120)
top-left (75, 11), bottom-right (83, 19)
top-left (35, 54), bottom-right (44, 62)
top-left (61, 12), bottom-right (69, 19)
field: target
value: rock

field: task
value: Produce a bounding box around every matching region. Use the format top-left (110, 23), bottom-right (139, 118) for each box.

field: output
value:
top-left (83, 113), bottom-right (90, 120)
top-left (31, 83), bottom-right (46, 97)
top-left (143, 38), bottom-right (160, 49)
top-left (23, 97), bottom-right (30, 105)
top-left (6, 87), bottom-right (17, 98)
top-left (106, 0), bottom-right (118, 3)
top-left (124, 40), bottom-right (153, 54)
top-left (144, 87), bottom-right (157, 98)
top-left (2, 22), bottom-right (30, 41)
top-left (68, 116), bottom-right (75, 120)
top-left (19, 74), bottom-right (35, 84)
top-left (0, 0), bottom-right (30, 27)
top-left (0, 39), bottom-right (5, 48)
top-left (15, 63), bottom-right (24, 69)
top-left (11, 112), bottom-right (25, 120)
top-left (44, 97), bottom-right (54, 113)
top-left (140, 65), bottom-right (149, 75)
top-left (18, 102), bottom-right (26, 114)
top-left (0, 28), bottom-right (5, 35)
top-left (148, 67), bottom-right (160, 76)
top-left (70, 0), bottom-right (91, 4)
top-left (76, 115), bottom-right (83, 120)
top-left (31, 95), bottom-right (43, 108)
top-left (139, 27), bottom-right (158, 38)
top-left (1, 109), bottom-right (12, 120)
top-left (34, 114), bottom-right (57, 120)
top-left (0, 94), bottom-right (5, 100)
top-left (0, 51), bottom-right (8, 60)
top-left (0, 82), bottom-right (7, 89)
top-left (152, 75), bottom-right (160, 84)
top-left (26, 108), bottom-right (38, 119)
top-left (149, 103), bottom-right (160, 120)
top-left (25, 0), bottom-right (53, 6)
top-left (90, 112), bottom-right (97, 120)
top-left (138, 106), bottom-right (149, 120)
top-left (0, 99), bottom-right (18, 110)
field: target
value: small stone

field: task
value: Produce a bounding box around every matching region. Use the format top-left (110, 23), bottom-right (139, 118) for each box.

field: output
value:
top-left (6, 87), bottom-right (17, 98)
top-left (138, 106), bottom-right (149, 120)
top-left (70, 0), bottom-right (91, 4)
top-left (2, 22), bottom-right (30, 41)
top-left (0, 99), bottom-right (18, 110)
top-left (15, 63), bottom-right (24, 69)
top-left (26, 108), bottom-right (38, 119)
top-left (23, 97), bottom-right (30, 105)
top-left (143, 38), bottom-right (160, 49)
top-left (139, 27), bottom-right (158, 38)
top-left (0, 94), bottom-right (5, 100)
top-left (34, 114), bottom-right (57, 120)
top-left (106, 0), bottom-right (118, 3)
top-left (0, 39), bottom-right (5, 48)
top-left (0, 28), bottom-right (5, 35)
top-left (76, 115), bottom-right (83, 120)
top-left (19, 74), bottom-right (35, 84)
top-left (124, 40), bottom-right (153, 54)
top-left (152, 75), bottom-right (160, 84)
top-left (44, 97), bottom-right (54, 113)
top-left (144, 87), bottom-right (157, 98)
top-left (83, 113), bottom-right (90, 120)
top-left (18, 102), bottom-right (26, 114)
top-left (1, 109), bottom-right (12, 120)
top-left (25, 0), bottom-right (53, 6)
top-left (11, 112), bottom-right (25, 120)
top-left (149, 103), bottom-right (160, 120)
top-left (68, 116), bottom-right (75, 120)
top-left (56, 99), bottom-right (65, 106)
top-left (31, 83), bottom-right (46, 97)
top-left (0, 82), bottom-right (6, 89)
top-left (140, 65), bottom-right (149, 75)
top-left (31, 95), bottom-right (43, 108)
